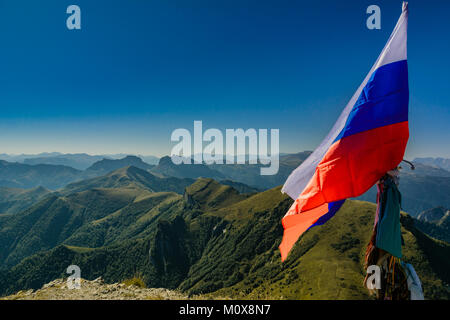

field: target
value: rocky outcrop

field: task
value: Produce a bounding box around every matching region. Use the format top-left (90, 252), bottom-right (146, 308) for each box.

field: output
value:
top-left (0, 277), bottom-right (188, 300)
top-left (417, 207), bottom-right (449, 223)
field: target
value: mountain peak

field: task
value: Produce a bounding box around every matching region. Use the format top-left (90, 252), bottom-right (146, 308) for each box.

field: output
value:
top-left (87, 156), bottom-right (153, 173)
top-left (63, 164), bottom-right (194, 195)
top-left (184, 178), bottom-right (246, 210)
top-left (151, 156), bottom-right (224, 180)
top-left (417, 206), bottom-right (448, 223)
top-left (157, 156), bottom-right (172, 166)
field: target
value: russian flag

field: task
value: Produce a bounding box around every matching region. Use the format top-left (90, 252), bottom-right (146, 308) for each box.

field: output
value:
top-left (280, 3), bottom-right (409, 261)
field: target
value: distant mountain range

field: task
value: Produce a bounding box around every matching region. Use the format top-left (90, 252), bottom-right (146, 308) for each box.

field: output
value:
top-left (0, 153), bottom-right (160, 170)
top-left (63, 166), bottom-right (194, 195)
top-left (356, 161), bottom-right (450, 216)
top-left (151, 154), bottom-right (450, 217)
top-left (0, 186), bottom-right (51, 216)
top-left (413, 207), bottom-right (450, 243)
top-left (209, 151), bottom-right (312, 189)
top-left (86, 155), bottom-right (154, 174)
top-left (0, 151), bottom-right (313, 191)
top-left (0, 152), bottom-right (449, 299)
top-left (149, 151), bottom-right (312, 190)
top-left (0, 155), bottom-right (157, 190)
top-left (417, 206), bottom-right (449, 224)
top-left (22, 154), bottom-right (107, 170)
top-left (0, 153), bottom-right (449, 218)
top-left (0, 166), bottom-right (196, 268)
top-left (150, 156), bottom-right (225, 180)
top-left (0, 160), bottom-right (83, 189)
top-left (414, 157), bottom-right (450, 172)
top-left (0, 177), bottom-right (448, 299)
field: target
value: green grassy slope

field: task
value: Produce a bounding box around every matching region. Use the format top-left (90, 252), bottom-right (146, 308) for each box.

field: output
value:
top-left (0, 188), bottom-right (143, 267)
top-left (63, 191), bottom-right (185, 247)
top-left (413, 218), bottom-right (450, 243)
top-left (85, 155), bottom-right (154, 174)
top-left (0, 186), bottom-right (51, 215)
top-left (205, 200), bottom-right (450, 300)
top-left (0, 160), bottom-right (83, 189)
top-left (0, 168), bottom-right (195, 270)
top-left (1, 179), bottom-right (448, 299)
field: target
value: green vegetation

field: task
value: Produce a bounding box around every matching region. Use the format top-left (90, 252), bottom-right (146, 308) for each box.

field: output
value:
top-left (0, 166), bottom-right (199, 268)
top-left (0, 186), bottom-right (51, 215)
top-left (413, 219), bottom-right (450, 243)
top-left (122, 275), bottom-right (147, 288)
top-left (0, 160), bottom-right (82, 189)
top-left (63, 166), bottom-right (194, 195)
top-left (0, 177), bottom-right (448, 299)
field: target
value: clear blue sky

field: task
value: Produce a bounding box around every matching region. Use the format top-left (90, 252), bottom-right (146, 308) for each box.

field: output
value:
top-left (0, 0), bottom-right (448, 158)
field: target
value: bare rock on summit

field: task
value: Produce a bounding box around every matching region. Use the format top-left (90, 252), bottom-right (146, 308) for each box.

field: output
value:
top-left (1, 278), bottom-right (189, 300)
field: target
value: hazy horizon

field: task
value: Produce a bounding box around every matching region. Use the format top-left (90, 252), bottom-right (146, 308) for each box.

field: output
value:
top-left (0, 150), bottom-right (448, 162)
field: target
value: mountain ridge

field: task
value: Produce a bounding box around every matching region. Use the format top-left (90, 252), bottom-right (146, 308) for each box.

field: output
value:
top-left (63, 165), bottom-right (194, 195)
top-left (0, 178), bottom-right (448, 299)
top-left (86, 156), bottom-right (154, 173)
